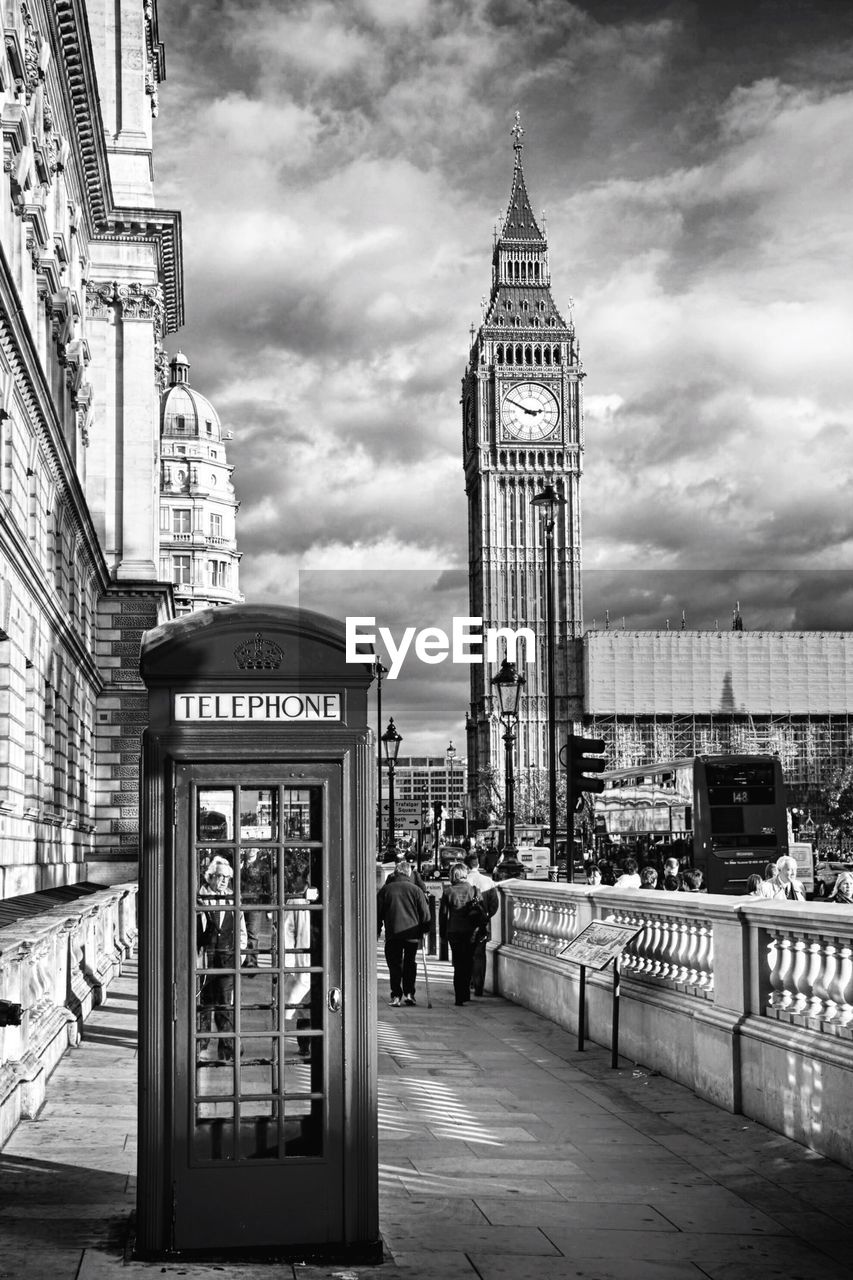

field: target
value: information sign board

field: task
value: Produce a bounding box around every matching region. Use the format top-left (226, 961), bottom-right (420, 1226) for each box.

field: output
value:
top-left (558, 921), bottom-right (641, 971)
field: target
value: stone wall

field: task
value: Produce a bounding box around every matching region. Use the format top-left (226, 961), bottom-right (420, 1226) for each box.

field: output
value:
top-left (490, 882), bottom-right (853, 1169)
top-left (0, 883), bottom-right (137, 1147)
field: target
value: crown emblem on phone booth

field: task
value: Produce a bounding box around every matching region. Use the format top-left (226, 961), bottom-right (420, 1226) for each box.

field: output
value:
top-left (234, 632), bottom-right (284, 670)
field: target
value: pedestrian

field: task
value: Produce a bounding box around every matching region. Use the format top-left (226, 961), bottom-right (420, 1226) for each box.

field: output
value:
top-left (197, 855), bottom-right (246, 1061)
top-left (766, 854), bottom-right (806, 901)
top-left (745, 873), bottom-right (765, 897)
top-left (614, 857), bottom-right (641, 888)
top-left (639, 865), bottom-right (658, 889)
top-left (376, 860), bottom-right (431, 1007)
top-left (829, 870), bottom-right (853, 904)
top-left (394, 852), bottom-right (428, 893)
top-left (240, 846), bottom-right (272, 968)
top-left (681, 867), bottom-right (705, 892)
top-left (464, 854), bottom-right (500, 997)
top-left (282, 850), bottom-right (313, 1057)
top-left (762, 861), bottom-right (779, 895)
top-left (439, 863), bottom-right (488, 1006)
top-left (662, 856), bottom-right (683, 891)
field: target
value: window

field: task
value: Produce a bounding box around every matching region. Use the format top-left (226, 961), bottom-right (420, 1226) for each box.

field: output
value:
top-left (210, 449), bottom-right (217, 459)
top-left (173, 554), bottom-right (191, 585)
top-left (209, 560), bottom-right (228, 588)
top-left (159, 506), bottom-right (170, 532)
top-left (210, 513), bottom-right (223, 538)
top-left (173, 509), bottom-right (191, 535)
top-left (175, 415), bottom-right (185, 433)
top-left (206, 421), bottom-right (213, 436)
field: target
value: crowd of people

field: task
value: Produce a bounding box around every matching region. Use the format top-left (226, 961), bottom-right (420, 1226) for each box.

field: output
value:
top-left (587, 854), bottom-right (708, 894)
top-left (376, 852), bottom-right (499, 1008)
top-left (375, 841), bottom-right (853, 1009)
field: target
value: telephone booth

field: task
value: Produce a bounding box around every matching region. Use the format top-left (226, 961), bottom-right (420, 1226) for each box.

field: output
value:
top-left (136, 605), bottom-right (379, 1262)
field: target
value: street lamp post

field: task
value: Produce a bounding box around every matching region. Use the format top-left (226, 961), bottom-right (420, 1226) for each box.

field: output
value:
top-left (531, 481), bottom-right (567, 881)
top-left (374, 658), bottom-right (387, 854)
top-left (492, 658), bottom-right (525, 854)
top-left (381, 717), bottom-right (402, 857)
top-left (446, 740), bottom-right (456, 842)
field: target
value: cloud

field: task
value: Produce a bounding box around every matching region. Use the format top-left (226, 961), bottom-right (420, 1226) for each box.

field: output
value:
top-left (153, 1), bottom-right (853, 751)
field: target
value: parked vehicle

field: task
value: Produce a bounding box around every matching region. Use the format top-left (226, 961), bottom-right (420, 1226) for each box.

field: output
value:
top-left (814, 858), bottom-right (853, 897)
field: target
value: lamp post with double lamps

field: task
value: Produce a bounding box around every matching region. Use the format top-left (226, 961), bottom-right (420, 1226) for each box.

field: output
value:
top-left (492, 659), bottom-right (525, 855)
top-left (531, 481), bottom-right (567, 881)
top-left (381, 718), bottom-right (402, 858)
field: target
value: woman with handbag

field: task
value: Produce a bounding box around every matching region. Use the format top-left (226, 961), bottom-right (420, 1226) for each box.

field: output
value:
top-left (439, 863), bottom-right (488, 1006)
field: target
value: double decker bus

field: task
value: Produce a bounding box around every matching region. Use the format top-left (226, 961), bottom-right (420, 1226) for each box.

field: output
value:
top-left (593, 754), bottom-right (789, 895)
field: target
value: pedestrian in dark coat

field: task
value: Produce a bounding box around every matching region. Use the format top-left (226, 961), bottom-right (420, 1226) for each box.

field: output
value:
top-left (377, 861), bottom-right (431, 1006)
top-left (439, 863), bottom-right (486, 1006)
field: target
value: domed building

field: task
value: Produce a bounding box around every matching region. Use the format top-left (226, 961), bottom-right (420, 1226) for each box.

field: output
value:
top-left (159, 353), bottom-right (243, 614)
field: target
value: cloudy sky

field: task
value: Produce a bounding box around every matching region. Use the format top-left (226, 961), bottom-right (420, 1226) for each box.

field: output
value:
top-left (153, 0), bottom-right (853, 754)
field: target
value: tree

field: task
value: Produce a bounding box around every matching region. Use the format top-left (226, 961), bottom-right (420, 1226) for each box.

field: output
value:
top-left (823, 760), bottom-right (853, 852)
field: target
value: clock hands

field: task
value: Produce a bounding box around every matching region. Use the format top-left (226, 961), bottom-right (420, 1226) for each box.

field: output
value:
top-left (506, 397), bottom-right (541, 416)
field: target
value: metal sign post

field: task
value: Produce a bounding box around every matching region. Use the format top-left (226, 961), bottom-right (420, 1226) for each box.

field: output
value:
top-left (558, 921), bottom-right (641, 1067)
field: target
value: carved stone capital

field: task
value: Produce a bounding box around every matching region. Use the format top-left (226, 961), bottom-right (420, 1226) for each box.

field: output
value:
top-left (85, 280), bottom-right (117, 320)
top-left (116, 281), bottom-right (165, 325)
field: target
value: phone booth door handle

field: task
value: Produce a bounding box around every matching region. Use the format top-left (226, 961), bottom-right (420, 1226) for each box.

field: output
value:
top-left (327, 987), bottom-right (343, 1013)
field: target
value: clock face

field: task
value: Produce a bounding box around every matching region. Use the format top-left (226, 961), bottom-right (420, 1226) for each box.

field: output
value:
top-left (501, 382), bottom-right (560, 441)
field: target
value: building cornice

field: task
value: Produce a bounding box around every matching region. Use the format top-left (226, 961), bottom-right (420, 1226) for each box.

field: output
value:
top-left (47, 0), bottom-right (114, 233)
top-left (143, 0), bottom-right (165, 83)
top-left (104, 208), bottom-right (184, 333)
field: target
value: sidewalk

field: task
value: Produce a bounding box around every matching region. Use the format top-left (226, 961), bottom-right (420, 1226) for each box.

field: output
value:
top-left (1, 951), bottom-right (850, 1279)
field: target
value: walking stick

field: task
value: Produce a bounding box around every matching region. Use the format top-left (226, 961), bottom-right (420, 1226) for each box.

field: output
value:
top-left (421, 942), bottom-right (433, 1008)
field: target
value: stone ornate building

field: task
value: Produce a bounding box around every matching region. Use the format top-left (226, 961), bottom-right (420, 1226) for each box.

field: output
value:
top-left (0, 0), bottom-right (182, 895)
top-left (463, 116), bottom-right (583, 812)
top-left (159, 352), bottom-right (242, 614)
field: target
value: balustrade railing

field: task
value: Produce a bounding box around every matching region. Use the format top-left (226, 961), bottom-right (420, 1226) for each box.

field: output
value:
top-left (509, 891), bottom-right (579, 954)
top-left (764, 920), bottom-right (853, 1033)
top-left (500, 882), bottom-right (853, 1022)
top-left (0, 883), bottom-right (137, 1147)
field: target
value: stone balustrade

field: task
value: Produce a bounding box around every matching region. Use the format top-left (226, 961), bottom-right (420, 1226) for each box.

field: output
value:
top-left (0, 883), bottom-right (138, 1147)
top-left (491, 882), bottom-right (853, 1170)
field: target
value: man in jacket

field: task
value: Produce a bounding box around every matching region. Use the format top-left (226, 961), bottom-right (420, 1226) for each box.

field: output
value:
top-left (377, 860), bottom-right (431, 1006)
top-left (766, 854), bottom-right (806, 901)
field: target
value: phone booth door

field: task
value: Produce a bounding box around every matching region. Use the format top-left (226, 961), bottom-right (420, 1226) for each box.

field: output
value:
top-left (172, 761), bottom-right (343, 1250)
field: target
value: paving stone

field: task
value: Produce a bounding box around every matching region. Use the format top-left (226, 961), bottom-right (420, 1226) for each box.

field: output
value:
top-left (2, 950), bottom-right (850, 1280)
top-left (474, 1196), bottom-right (678, 1232)
top-left (472, 1258), bottom-right (705, 1280)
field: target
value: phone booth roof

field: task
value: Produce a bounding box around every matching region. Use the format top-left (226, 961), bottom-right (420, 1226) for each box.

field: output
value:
top-left (141, 604), bottom-right (373, 681)
top-left (139, 605), bottom-right (374, 732)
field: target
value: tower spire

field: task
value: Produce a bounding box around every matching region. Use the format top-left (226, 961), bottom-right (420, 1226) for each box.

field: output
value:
top-left (511, 110), bottom-right (525, 168)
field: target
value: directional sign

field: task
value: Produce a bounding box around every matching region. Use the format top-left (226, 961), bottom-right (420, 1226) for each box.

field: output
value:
top-left (380, 800), bottom-right (423, 818)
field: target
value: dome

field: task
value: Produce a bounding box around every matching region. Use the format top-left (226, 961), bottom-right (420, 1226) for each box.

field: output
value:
top-left (161, 352), bottom-right (223, 442)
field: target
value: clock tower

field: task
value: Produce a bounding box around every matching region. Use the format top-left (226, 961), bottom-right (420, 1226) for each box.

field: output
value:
top-left (463, 115), bottom-right (584, 822)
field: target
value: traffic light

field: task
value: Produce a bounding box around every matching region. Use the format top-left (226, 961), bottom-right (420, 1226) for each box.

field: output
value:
top-left (561, 734), bottom-right (607, 811)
